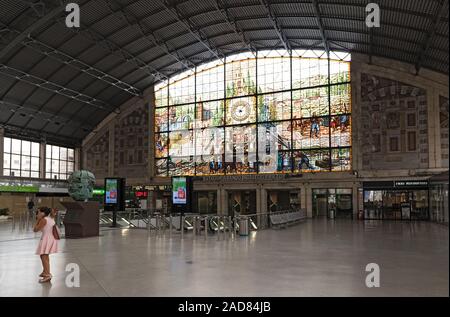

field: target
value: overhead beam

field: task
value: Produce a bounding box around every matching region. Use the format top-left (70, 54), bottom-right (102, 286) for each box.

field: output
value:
top-left (0, 21), bottom-right (142, 96)
top-left (213, 0), bottom-right (257, 54)
top-left (415, 0), bottom-right (447, 74)
top-left (103, 0), bottom-right (195, 71)
top-left (0, 99), bottom-right (96, 130)
top-left (0, 0), bottom-right (74, 62)
top-left (1, 122), bottom-right (82, 147)
top-left (311, 0), bottom-right (330, 55)
top-left (54, 18), bottom-right (168, 82)
top-left (158, 0), bottom-right (224, 61)
top-left (0, 64), bottom-right (111, 111)
top-left (258, 0), bottom-right (291, 52)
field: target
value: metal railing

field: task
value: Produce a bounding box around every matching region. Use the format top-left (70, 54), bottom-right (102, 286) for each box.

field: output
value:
top-left (242, 209), bottom-right (307, 231)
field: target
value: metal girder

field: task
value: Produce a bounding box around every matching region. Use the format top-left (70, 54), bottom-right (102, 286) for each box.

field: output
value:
top-left (311, 0), bottom-right (330, 55)
top-left (213, 0), bottom-right (256, 54)
top-left (0, 0), bottom-right (74, 62)
top-left (0, 20), bottom-right (142, 97)
top-left (158, 0), bottom-right (224, 61)
top-left (103, 0), bottom-right (194, 71)
top-left (369, 28), bottom-right (374, 64)
top-left (54, 18), bottom-right (168, 82)
top-left (415, 0), bottom-right (447, 74)
top-left (258, 0), bottom-right (291, 52)
top-left (0, 64), bottom-right (110, 111)
top-left (0, 99), bottom-right (96, 130)
top-left (1, 122), bottom-right (82, 147)
top-left (21, 36), bottom-right (142, 97)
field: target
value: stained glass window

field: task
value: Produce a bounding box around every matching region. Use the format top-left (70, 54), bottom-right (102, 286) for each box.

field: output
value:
top-left (153, 50), bottom-right (351, 175)
top-left (226, 96), bottom-right (257, 125)
top-left (258, 92), bottom-right (291, 122)
top-left (194, 100), bottom-right (224, 128)
top-left (225, 52), bottom-right (257, 98)
top-left (224, 125), bottom-right (257, 174)
top-left (257, 50), bottom-right (291, 93)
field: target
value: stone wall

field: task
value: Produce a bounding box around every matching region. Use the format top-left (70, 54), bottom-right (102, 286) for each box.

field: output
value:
top-left (440, 96), bottom-right (449, 168)
top-left (359, 73), bottom-right (428, 170)
top-left (81, 87), bottom-right (153, 185)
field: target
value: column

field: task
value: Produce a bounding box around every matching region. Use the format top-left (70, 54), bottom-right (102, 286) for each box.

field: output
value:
top-left (108, 124), bottom-right (115, 176)
top-left (255, 185), bottom-right (262, 227)
top-left (428, 89), bottom-right (441, 168)
top-left (352, 184), bottom-right (359, 219)
top-left (148, 88), bottom-right (155, 178)
top-left (40, 141), bottom-right (46, 179)
top-left (0, 128), bottom-right (4, 176)
top-left (300, 185), bottom-right (307, 211)
top-left (216, 187), bottom-right (222, 215)
top-left (306, 186), bottom-right (313, 218)
top-left (259, 186), bottom-right (267, 228)
top-left (75, 147), bottom-right (81, 171)
top-left (221, 188), bottom-right (228, 216)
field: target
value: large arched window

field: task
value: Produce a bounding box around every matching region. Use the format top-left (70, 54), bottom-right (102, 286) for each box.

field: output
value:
top-left (154, 50), bottom-right (351, 176)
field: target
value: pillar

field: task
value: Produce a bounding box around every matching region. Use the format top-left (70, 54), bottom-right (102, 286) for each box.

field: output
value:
top-left (300, 184), bottom-right (307, 211)
top-left (40, 141), bottom-right (46, 179)
top-left (352, 183), bottom-right (359, 219)
top-left (217, 187), bottom-right (228, 216)
top-left (306, 186), bottom-right (313, 218)
top-left (0, 128), bottom-right (4, 176)
top-left (148, 87), bottom-right (155, 178)
top-left (259, 186), bottom-right (267, 228)
top-left (108, 124), bottom-right (115, 176)
top-left (216, 187), bottom-right (222, 215)
top-left (75, 147), bottom-right (81, 171)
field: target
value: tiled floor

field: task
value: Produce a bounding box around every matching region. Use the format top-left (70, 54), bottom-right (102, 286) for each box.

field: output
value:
top-left (0, 219), bottom-right (448, 297)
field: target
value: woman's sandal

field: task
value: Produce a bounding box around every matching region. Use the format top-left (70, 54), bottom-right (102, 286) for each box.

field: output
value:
top-left (39, 274), bottom-right (52, 283)
top-left (39, 272), bottom-right (45, 277)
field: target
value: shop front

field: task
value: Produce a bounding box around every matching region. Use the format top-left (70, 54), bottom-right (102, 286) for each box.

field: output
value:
top-left (312, 188), bottom-right (353, 219)
top-left (267, 190), bottom-right (300, 212)
top-left (429, 171), bottom-right (449, 224)
top-left (363, 180), bottom-right (429, 220)
top-left (228, 190), bottom-right (256, 217)
top-left (193, 191), bottom-right (217, 214)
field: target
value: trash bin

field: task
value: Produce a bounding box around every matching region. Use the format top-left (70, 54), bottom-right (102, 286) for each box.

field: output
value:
top-left (239, 217), bottom-right (249, 236)
top-left (329, 209), bottom-right (335, 219)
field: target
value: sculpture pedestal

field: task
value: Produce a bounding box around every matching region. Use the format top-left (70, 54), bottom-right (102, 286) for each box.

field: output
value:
top-left (61, 201), bottom-right (99, 238)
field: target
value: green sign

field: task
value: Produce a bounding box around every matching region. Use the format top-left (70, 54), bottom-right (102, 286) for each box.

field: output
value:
top-left (93, 189), bottom-right (105, 195)
top-left (0, 185), bottom-right (39, 193)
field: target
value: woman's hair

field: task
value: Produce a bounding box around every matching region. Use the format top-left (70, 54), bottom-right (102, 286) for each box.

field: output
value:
top-left (38, 207), bottom-right (52, 216)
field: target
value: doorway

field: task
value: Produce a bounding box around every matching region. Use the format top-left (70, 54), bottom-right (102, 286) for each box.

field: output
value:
top-left (313, 188), bottom-right (353, 219)
top-left (227, 190), bottom-right (256, 217)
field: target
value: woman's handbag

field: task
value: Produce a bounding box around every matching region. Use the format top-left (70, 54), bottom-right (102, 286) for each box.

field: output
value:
top-left (52, 224), bottom-right (60, 240)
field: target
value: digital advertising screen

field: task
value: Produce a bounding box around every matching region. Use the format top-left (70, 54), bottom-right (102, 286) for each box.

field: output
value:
top-left (172, 177), bottom-right (187, 205)
top-left (105, 178), bottom-right (118, 204)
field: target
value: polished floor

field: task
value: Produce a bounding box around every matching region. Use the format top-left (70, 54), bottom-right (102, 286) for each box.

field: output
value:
top-left (0, 219), bottom-right (448, 297)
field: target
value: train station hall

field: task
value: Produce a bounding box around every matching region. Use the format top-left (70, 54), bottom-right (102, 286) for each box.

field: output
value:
top-left (0, 0), bottom-right (448, 299)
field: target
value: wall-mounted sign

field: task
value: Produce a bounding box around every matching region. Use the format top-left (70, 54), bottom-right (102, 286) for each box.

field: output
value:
top-left (0, 185), bottom-right (39, 193)
top-left (364, 180), bottom-right (429, 189)
top-left (93, 189), bottom-right (105, 195)
top-left (394, 181), bottom-right (428, 187)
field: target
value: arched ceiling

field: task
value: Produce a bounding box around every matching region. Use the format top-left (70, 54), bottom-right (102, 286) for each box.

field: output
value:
top-left (0, 0), bottom-right (448, 146)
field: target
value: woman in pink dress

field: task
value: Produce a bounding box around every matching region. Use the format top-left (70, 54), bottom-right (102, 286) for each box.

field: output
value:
top-left (33, 207), bottom-right (58, 283)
